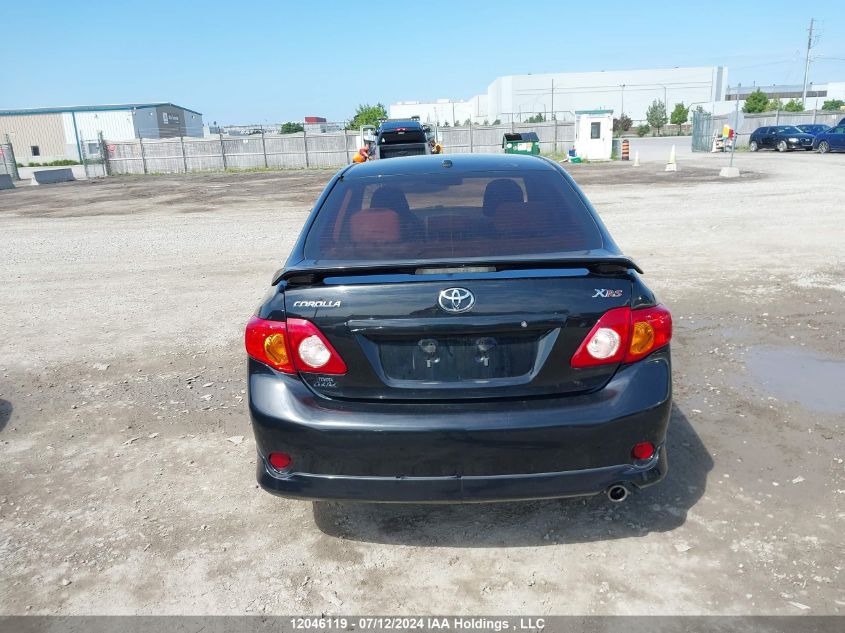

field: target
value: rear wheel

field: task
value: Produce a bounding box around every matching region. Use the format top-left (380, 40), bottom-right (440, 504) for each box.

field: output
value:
top-left (777, 140), bottom-right (788, 152)
top-left (749, 140), bottom-right (759, 152)
top-left (818, 141), bottom-right (830, 154)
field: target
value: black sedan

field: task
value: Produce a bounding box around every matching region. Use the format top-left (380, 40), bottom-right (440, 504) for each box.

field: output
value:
top-left (749, 125), bottom-right (815, 152)
top-left (246, 154), bottom-right (672, 504)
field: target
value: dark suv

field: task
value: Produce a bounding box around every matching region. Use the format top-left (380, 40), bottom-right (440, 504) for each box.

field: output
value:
top-left (749, 125), bottom-right (814, 152)
top-left (246, 154), bottom-right (672, 504)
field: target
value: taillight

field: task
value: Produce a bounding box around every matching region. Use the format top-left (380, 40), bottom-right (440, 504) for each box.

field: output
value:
top-left (570, 307), bottom-right (630, 368)
top-left (245, 316), bottom-right (347, 375)
top-left (571, 305), bottom-right (672, 368)
top-left (625, 305), bottom-right (672, 363)
top-left (245, 316), bottom-right (294, 373)
top-left (285, 318), bottom-right (348, 375)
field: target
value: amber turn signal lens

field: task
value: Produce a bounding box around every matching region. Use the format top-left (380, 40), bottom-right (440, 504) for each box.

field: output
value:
top-left (629, 321), bottom-right (655, 356)
top-left (263, 333), bottom-right (290, 366)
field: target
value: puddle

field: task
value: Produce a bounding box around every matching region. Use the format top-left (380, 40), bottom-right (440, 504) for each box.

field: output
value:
top-left (745, 347), bottom-right (845, 413)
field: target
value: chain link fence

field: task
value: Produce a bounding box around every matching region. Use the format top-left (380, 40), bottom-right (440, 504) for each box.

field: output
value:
top-left (692, 109), bottom-right (842, 150)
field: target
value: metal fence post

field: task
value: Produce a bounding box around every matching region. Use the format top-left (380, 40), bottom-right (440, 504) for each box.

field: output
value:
top-left (469, 122), bottom-right (473, 153)
top-left (180, 136), bottom-right (188, 172)
top-left (260, 126), bottom-right (268, 168)
top-left (138, 137), bottom-right (148, 175)
top-left (98, 132), bottom-right (111, 177)
top-left (303, 129), bottom-right (309, 168)
top-left (79, 129), bottom-right (90, 179)
top-left (219, 132), bottom-right (227, 170)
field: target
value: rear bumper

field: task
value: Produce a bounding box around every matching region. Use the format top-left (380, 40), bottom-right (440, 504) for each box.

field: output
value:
top-left (257, 446), bottom-right (666, 503)
top-left (248, 348), bottom-right (671, 502)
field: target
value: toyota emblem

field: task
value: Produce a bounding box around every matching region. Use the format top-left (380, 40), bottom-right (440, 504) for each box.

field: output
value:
top-left (438, 288), bottom-right (475, 313)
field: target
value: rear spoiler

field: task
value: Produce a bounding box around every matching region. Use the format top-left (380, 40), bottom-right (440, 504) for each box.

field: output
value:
top-left (272, 255), bottom-right (643, 286)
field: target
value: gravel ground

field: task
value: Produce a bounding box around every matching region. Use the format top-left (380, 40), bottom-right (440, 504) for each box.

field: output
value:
top-left (0, 145), bottom-right (843, 615)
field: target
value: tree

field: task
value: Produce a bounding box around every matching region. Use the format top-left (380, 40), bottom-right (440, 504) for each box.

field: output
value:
top-left (279, 122), bottom-right (304, 134)
top-left (613, 114), bottom-right (632, 134)
top-left (783, 99), bottom-right (804, 112)
top-left (463, 118), bottom-right (472, 126)
top-left (821, 99), bottom-right (844, 111)
top-left (670, 102), bottom-right (689, 135)
top-left (765, 98), bottom-right (782, 112)
top-left (525, 113), bottom-right (545, 123)
top-left (442, 121), bottom-right (450, 127)
top-left (492, 119), bottom-right (502, 125)
top-left (743, 89), bottom-right (769, 114)
top-left (482, 119), bottom-right (489, 125)
top-left (345, 103), bottom-right (388, 130)
top-left (636, 124), bottom-right (650, 137)
top-left (645, 100), bottom-right (668, 135)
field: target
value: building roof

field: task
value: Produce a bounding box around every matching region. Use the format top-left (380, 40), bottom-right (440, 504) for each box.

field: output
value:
top-left (0, 103), bottom-right (203, 116)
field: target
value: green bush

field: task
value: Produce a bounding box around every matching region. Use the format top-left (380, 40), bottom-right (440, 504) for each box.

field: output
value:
top-left (636, 124), bottom-right (650, 137)
top-left (26, 159), bottom-right (80, 167)
top-left (783, 99), bottom-right (804, 112)
top-left (821, 99), bottom-right (844, 111)
top-left (743, 89), bottom-right (769, 114)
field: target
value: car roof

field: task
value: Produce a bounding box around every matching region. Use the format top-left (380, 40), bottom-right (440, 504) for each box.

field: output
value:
top-left (343, 154), bottom-right (557, 179)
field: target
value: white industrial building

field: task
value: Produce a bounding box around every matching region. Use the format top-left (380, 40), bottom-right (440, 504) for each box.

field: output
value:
top-left (0, 103), bottom-right (203, 165)
top-left (391, 66), bottom-right (728, 124)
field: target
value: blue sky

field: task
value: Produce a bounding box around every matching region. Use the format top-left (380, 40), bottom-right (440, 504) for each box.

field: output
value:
top-left (3, 0), bottom-right (844, 124)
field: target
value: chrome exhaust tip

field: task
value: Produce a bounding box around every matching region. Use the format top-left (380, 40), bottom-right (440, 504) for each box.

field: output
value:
top-left (606, 484), bottom-right (629, 503)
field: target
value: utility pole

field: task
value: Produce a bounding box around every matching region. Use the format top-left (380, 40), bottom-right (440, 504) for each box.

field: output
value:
top-left (801, 18), bottom-right (815, 106)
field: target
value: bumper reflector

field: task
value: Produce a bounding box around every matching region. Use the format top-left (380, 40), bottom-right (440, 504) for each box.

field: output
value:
top-left (631, 442), bottom-right (655, 460)
top-left (268, 452), bottom-right (292, 471)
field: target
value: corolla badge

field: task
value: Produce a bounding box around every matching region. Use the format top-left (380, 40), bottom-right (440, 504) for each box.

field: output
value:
top-left (438, 288), bottom-right (475, 313)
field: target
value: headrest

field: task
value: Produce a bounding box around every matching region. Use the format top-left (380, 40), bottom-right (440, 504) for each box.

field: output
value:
top-left (349, 208), bottom-right (401, 242)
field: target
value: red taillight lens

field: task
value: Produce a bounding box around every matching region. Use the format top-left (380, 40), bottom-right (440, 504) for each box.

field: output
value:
top-left (286, 318), bottom-right (348, 375)
top-left (245, 316), bottom-right (347, 375)
top-left (245, 316), bottom-right (294, 373)
top-left (570, 307), bottom-right (631, 368)
top-left (268, 452), bottom-right (292, 470)
top-left (571, 305), bottom-right (672, 368)
top-left (631, 442), bottom-right (655, 460)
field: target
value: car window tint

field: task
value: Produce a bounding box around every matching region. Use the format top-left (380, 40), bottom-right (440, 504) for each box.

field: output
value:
top-left (305, 170), bottom-right (604, 262)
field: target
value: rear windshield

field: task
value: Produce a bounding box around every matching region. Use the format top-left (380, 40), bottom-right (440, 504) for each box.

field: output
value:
top-left (777, 126), bottom-right (803, 134)
top-left (304, 170), bottom-right (603, 262)
top-left (379, 130), bottom-right (427, 144)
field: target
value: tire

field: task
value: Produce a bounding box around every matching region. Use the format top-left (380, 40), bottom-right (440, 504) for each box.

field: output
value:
top-left (777, 140), bottom-right (788, 152)
top-left (749, 140), bottom-right (758, 152)
top-left (818, 141), bottom-right (830, 154)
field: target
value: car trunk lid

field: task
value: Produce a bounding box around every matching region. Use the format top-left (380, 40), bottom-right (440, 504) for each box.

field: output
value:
top-left (283, 266), bottom-right (633, 401)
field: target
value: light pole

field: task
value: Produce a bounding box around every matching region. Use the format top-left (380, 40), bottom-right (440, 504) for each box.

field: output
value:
top-left (620, 84), bottom-right (625, 116)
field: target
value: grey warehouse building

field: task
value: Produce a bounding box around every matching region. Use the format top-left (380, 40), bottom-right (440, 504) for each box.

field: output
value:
top-left (0, 102), bottom-right (203, 165)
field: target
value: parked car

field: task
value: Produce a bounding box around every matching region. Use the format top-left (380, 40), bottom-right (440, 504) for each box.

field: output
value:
top-left (812, 124), bottom-right (845, 153)
top-left (749, 125), bottom-right (815, 152)
top-left (245, 154), bottom-right (673, 504)
top-left (796, 124), bottom-right (831, 136)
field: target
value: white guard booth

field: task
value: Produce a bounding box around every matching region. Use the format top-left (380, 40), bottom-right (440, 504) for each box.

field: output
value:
top-left (574, 109), bottom-right (613, 160)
